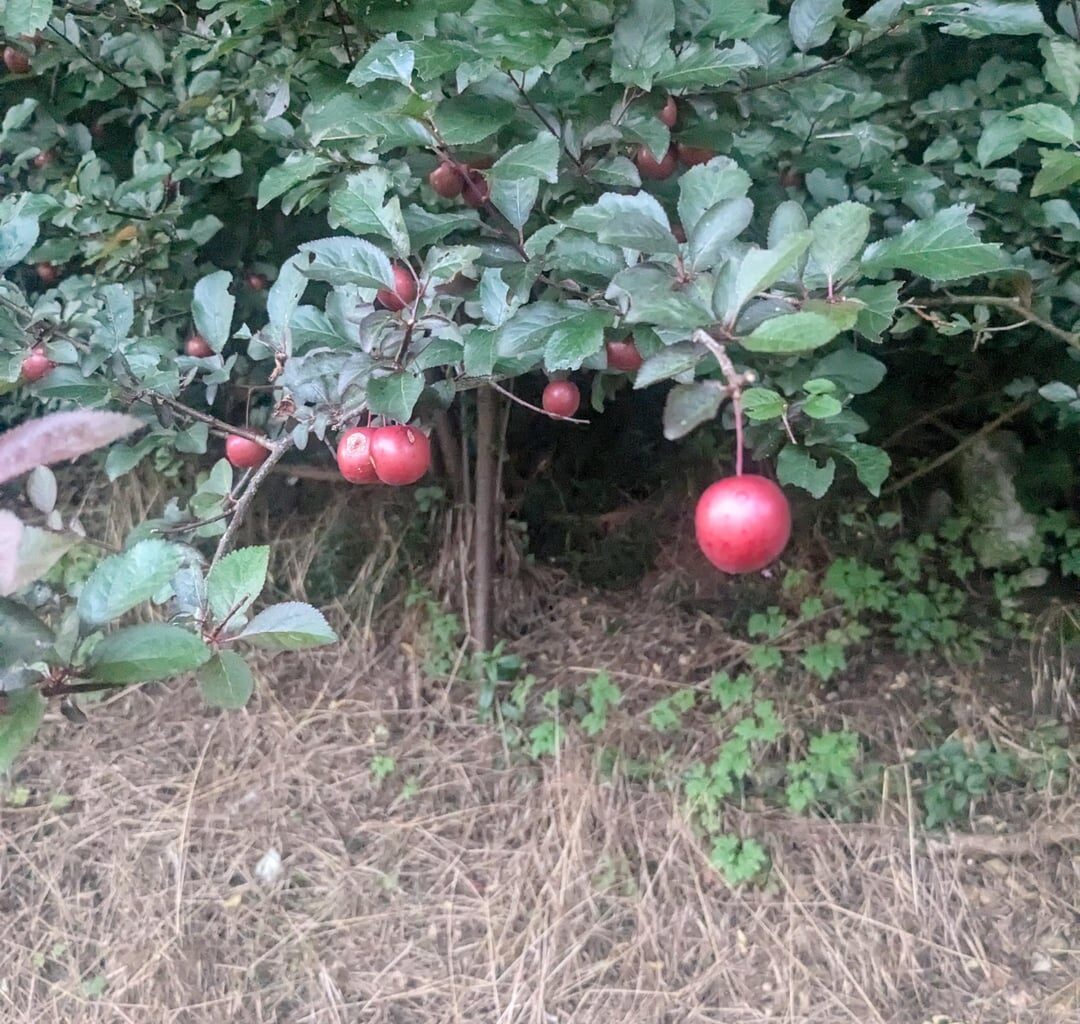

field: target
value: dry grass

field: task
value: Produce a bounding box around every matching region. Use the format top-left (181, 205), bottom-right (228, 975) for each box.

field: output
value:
top-left (2, 578), bottom-right (1078, 1024)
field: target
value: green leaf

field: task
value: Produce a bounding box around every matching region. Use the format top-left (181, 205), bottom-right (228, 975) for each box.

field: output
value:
top-left (777, 446), bottom-right (835, 498)
top-left (298, 237), bottom-right (394, 289)
top-left (432, 93), bottom-right (516, 145)
top-left (0, 216), bottom-right (39, 273)
top-left (801, 298), bottom-right (862, 332)
top-left (257, 153), bottom-right (332, 210)
top-left (542, 308), bottom-right (612, 372)
top-left (832, 441), bottom-right (891, 496)
top-left (207, 546), bottom-right (268, 627)
top-left (569, 191), bottom-right (678, 254)
top-left (88, 624), bottom-right (211, 684)
top-left (0, 597), bottom-right (52, 668)
top-left (611, 0), bottom-right (675, 88)
top-left (741, 387), bottom-right (786, 421)
top-left (850, 282), bottom-right (900, 343)
top-left (1040, 37), bottom-right (1080, 105)
top-left (490, 177), bottom-right (539, 230)
top-left (367, 372), bottom-right (425, 423)
top-left (197, 650), bottom-right (255, 709)
top-left (809, 202), bottom-right (871, 281)
top-left (662, 381), bottom-right (723, 439)
top-left (237, 602), bottom-right (337, 651)
top-left (677, 157), bottom-right (752, 236)
top-left (860, 205), bottom-right (1007, 282)
top-left (1009, 103), bottom-right (1076, 145)
top-left (328, 168), bottom-right (410, 257)
top-left (1031, 149), bottom-right (1080, 198)
top-left (768, 200), bottom-right (810, 251)
top-left (742, 311), bottom-right (842, 354)
top-left (920, 1), bottom-right (1051, 37)
top-left (0, 688), bottom-right (45, 774)
top-left (402, 206), bottom-right (480, 248)
top-left (802, 394), bottom-right (843, 419)
top-left (192, 271), bottom-right (235, 351)
top-left (464, 328), bottom-right (498, 377)
top-left (489, 132), bottom-right (560, 184)
top-left (976, 116), bottom-right (1026, 167)
top-left (653, 40), bottom-right (759, 87)
top-left (2, 0), bottom-right (51, 37)
top-left (789, 0), bottom-right (845, 51)
top-left (688, 197), bottom-right (754, 270)
top-left (810, 348), bottom-right (887, 394)
top-left (93, 285), bottom-right (134, 350)
top-left (588, 155), bottom-right (642, 188)
top-left (635, 342), bottom-right (701, 389)
top-left (714, 232), bottom-right (813, 324)
top-left (608, 265), bottom-right (716, 329)
top-left (2, 523), bottom-right (73, 596)
top-left (347, 37), bottom-right (415, 87)
top-left (77, 540), bottom-right (183, 627)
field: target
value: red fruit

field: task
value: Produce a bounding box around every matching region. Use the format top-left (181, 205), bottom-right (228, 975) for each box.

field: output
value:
top-left (35, 262), bottom-right (58, 285)
top-left (90, 120), bottom-right (106, 140)
top-left (245, 272), bottom-right (267, 291)
top-left (19, 33), bottom-right (45, 45)
top-left (542, 380), bottom-right (580, 419)
top-left (658, 95), bottom-right (678, 128)
top-left (376, 264), bottom-right (418, 312)
top-left (672, 223), bottom-right (686, 244)
top-left (605, 338), bottom-right (643, 373)
top-left (369, 425), bottom-right (431, 486)
top-left (779, 167), bottom-right (804, 189)
top-left (677, 144), bottom-right (715, 167)
top-left (635, 145), bottom-right (677, 181)
top-left (429, 161), bottom-right (464, 198)
top-left (33, 149), bottom-right (55, 169)
top-left (462, 170), bottom-right (490, 208)
top-left (336, 426), bottom-right (378, 484)
top-left (468, 156), bottom-right (495, 170)
top-left (20, 346), bottom-right (54, 383)
top-left (225, 434), bottom-right (269, 469)
top-left (185, 334), bottom-right (213, 358)
top-left (3, 47), bottom-right (30, 74)
top-left (694, 475), bottom-right (792, 574)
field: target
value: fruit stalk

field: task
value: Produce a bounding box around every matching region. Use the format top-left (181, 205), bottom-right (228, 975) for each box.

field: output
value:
top-left (692, 330), bottom-right (755, 477)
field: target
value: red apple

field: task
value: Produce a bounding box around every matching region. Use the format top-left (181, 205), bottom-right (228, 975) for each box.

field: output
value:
top-left (33, 149), bottom-right (55, 169)
top-left (605, 338), bottom-right (643, 373)
top-left (90, 120), bottom-right (106, 140)
top-left (336, 426), bottom-right (378, 484)
top-left (542, 380), bottom-right (580, 418)
top-left (245, 271), bottom-right (267, 291)
top-left (19, 33), bottom-right (45, 46)
top-left (635, 145), bottom-right (677, 181)
top-left (658, 95), bottom-right (678, 127)
top-left (780, 167), bottom-right (804, 189)
top-left (376, 264), bottom-right (418, 312)
top-left (225, 433), bottom-right (269, 469)
top-left (3, 47), bottom-right (30, 74)
top-left (677, 144), bottom-right (715, 167)
top-left (462, 170), bottom-right (490, 209)
top-left (35, 262), bottom-right (58, 285)
top-left (185, 333), bottom-right (213, 358)
top-left (694, 475), bottom-right (791, 574)
top-left (369, 425), bottom-right (431, 485)
top-left (429, 161), bottom-right (463, 198)
top-left (20, 346), bottom-right (54, 383)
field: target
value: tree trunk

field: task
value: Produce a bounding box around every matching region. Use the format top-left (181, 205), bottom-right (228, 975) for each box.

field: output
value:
top-left (472, 387), bottom-right (497, 651)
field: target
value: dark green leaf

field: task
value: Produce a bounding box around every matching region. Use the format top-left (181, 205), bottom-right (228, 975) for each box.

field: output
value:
top-left (0, 597), bottom-right (52, 668)
top-left (832, 441), bottom-right (891, 495)
top-left (489, 133), bottom-right (560, 183)
top-left (347, 37), bottom-right (415, 87)
top-left (653, 40), bottom-right (758, 87)
top-left (569, 191), bottom-right (678, 254)
top-left (542, 308), bottom-right (612, 372)
top-left (197, 651), bottom-right (255, 709)
top-left (677, 157), bottom-right (752, 235)
top-left (714, 233), bottom-right (812, 324)
top-left (1031, 149), bottom-right (1080, 198)
top-left (789, 0), bottom-right (844, 51)
top-left (635, 341), bottom-right (701, 388)
top-left (850, 282), bottom-right (900, 343)
top-left (490, 177), bottom-right (539, 230)
top-left (298, 236), bottom-right (394, 289)
top-left (809, 202), bottom-right (871, 281)
top-left (328, 168), bottom-right (410, 256)
top-left (811, 348), bottom-right (887, 394)
top-left (77, 540), bottom-right (183, 626)
top-left (742, 311), bottom-right (840, 354)
top-left (432, 93), bottom-right (516, 145)
top-left (0, 688), bottom-right (44, 774)
top-left (611, 0), bottom-right (676, 88)
top-left (662, 381), bottom-right (724, 439)
top-left (367, 372), bottom-right (425, 423)
top-left (688, 197), bottom-right (754, 270)
top-left (777, 446), bottom-right (835, 497)
top-left (88, 624), bottom-right (211, 684)
top-left (192, 271), bottom-right (235, 350)
top-left (237, 601), bottom-right (337, 651)
top-left (207, 546), bottom-right (268, 626)
top-left (258, 153), bottom-right (332, 210)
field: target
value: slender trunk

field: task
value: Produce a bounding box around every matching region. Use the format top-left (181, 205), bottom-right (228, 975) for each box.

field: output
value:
top-left (432, 408), bottom-right (463, 501)
top-left (472, 386), bottom-right (497, 651)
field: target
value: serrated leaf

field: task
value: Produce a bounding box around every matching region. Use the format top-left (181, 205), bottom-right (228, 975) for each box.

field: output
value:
top-left (677, 157), bottom-right (752, 235)
top-left (207, 546), bottom-right (269, 627)
top-left (608, 265), bottom-right (715, 329)
top-left (347, 37), bottom-right (416, 87)
top-left (542, 308), bottom-right (612, 372)
top-left (298, 236), bottom-right (394, 289)
top-left (367, 372), bottom-right (425, 423)
top-left (611, 0), bottom-right (676, 88)
top-left (432, 93), bottom-right (516, 145)
top-left (26, 466), bottom-right (56, 515)
top-left (801, 298), bottom-right (862, 332)
top-left (490, 177), bottom-right (539, 230)
top-left (569, 191), bottom-right (677, 254)
top-left (1031, 149), bottom-right (1080, 198)
top-left (0, 688), bottom-right (44, 774)
top-left (832, 441), bottom-right (891, 495)
top-left (192, 271), bottom-right (235, 350)
top-left (742, 387), bottom-right (786, 421)
top-left (653, 40), bottom-right (759, 87)
top-left (588, 155), bottom-right (642, 188)
top-left (257, 153), bottom-right (332, 210)
top-left (0, 597), bottom-right (52, 668)
top-left (860, 205), bottom-right (1007, 282)
top-left (977, 116), bottom-right (1026, 167)
top-left (1040, 37), bottom-right (1080, 105)
top-left (789, 0), bottom-right (844, 51)
top-left (688, 197), bottom-right (754, 270)
top-left (713, 232), bottom-right (813, 324)
top-left (922, 1), bottom-right (1050, 38)
top-left (88, 624), bottom-right (211, 684)
top-left (850, 282), bottom-right (900, 343)
top-left (810, 202), bottom-right (871, 281)
top-left (237, 602), bottom-right (337, 651)
top-left (742, 311), bottom-right (842, 353)
top-left (777, 446), bottom-right (835, 498)
top-left (634, 342), bottom-right (701, 389)
top-left (810, 348), bottom-right (887, 394)
top-left (77, 540), bottom-right (183, 626)
top-left (1010, 103), bottom-right (1075, 145)
top-left (662, 381), bottom-right (723, 439)
top-left (197, 650), bottom-right (255, 709)
top-left (480, 268), bottom-right (512, 327)
top-left (0, 215), bottom-right (39, 274)
top-left (489, 132), bottom-right (560, 183)
top-left (328, 168), bottom-right (410, 257)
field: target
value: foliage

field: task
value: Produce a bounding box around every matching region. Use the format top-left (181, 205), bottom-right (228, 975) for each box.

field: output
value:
top-left (1, 0), bottom-right (1079, 772)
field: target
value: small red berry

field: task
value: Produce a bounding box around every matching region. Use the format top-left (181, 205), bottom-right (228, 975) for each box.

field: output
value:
top-left (429, 162), bottom-right (464, 198)
top-left (33, 149), bottom-right (56, 169)
top-left (542, 380), bottom-right (581, 419)
top-left (676, 144), bottom-right (715, 167)
top-left (185, 334), bottom-right (213, 358)
top-left (35, 262), bottom-right (59, 285)
top-left (20, 346), bottom-right (54, 383)
top-left (658, 95), bottom-right (678, 128)
top-left (225, 434), bottom-right (269, 469)
top-left (462, 170), bottom-right (490, 208)
top-left (245, 271), bottom-right (267, 291)
top-left (376, 264), bottom-right (418, 312)
top-left (605, 338), bottom-right (644, 373)
top-left (3, 47), bottom-right (31, 74)
top-left (635, 145), bottom-right (678, 181)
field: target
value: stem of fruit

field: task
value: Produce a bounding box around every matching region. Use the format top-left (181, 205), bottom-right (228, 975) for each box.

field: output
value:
top-left (693, 330), bottom-right (756, 477)
top-left (210, 438), bottom-right (292, 569)
top-left (487, 377), bottom-right (589, 424)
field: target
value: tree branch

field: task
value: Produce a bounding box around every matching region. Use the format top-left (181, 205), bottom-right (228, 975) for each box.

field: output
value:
top-left (506, 71), bottom-right (588, 175)
top-left (907, 296), bottom-right (1080, 353)
top-left (487, 377), bottom-right (589, 424)
top-left (210, 439), bottom-right (292, 568)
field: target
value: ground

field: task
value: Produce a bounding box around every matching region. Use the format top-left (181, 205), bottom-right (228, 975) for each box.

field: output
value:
top-left (1, 563), bottom-right (1077, 1024)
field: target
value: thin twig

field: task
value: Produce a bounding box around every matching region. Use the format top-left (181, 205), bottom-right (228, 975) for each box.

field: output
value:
top-left (881, 398), bottom-right (1034, 496)
top-left (692, 329), bottom-right (756, 475)
top-left (46, 23), bottom-right (164, 113)
top-left (210, 439), bottom-right (292, 568)
top-left (487, 378), bottom-right (589, 425)
top-left (907, 296), bottom-right (1080, 353)
top-left (331, 0), bottom-right (355, 63)
top-left (506, 71), bottom-right (587, 175)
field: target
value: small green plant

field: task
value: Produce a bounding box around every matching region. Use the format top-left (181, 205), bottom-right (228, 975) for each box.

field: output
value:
top-left (913, 740), bottom-right (1019, 829)
top-left (708, 834), bottom-right (769, 887)
top-left (577, 671), bottom-right (622, 737)
top-left (370, 755), bottom-right (396, 782)
top-left (786, 731), bottom-right (865, 817)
